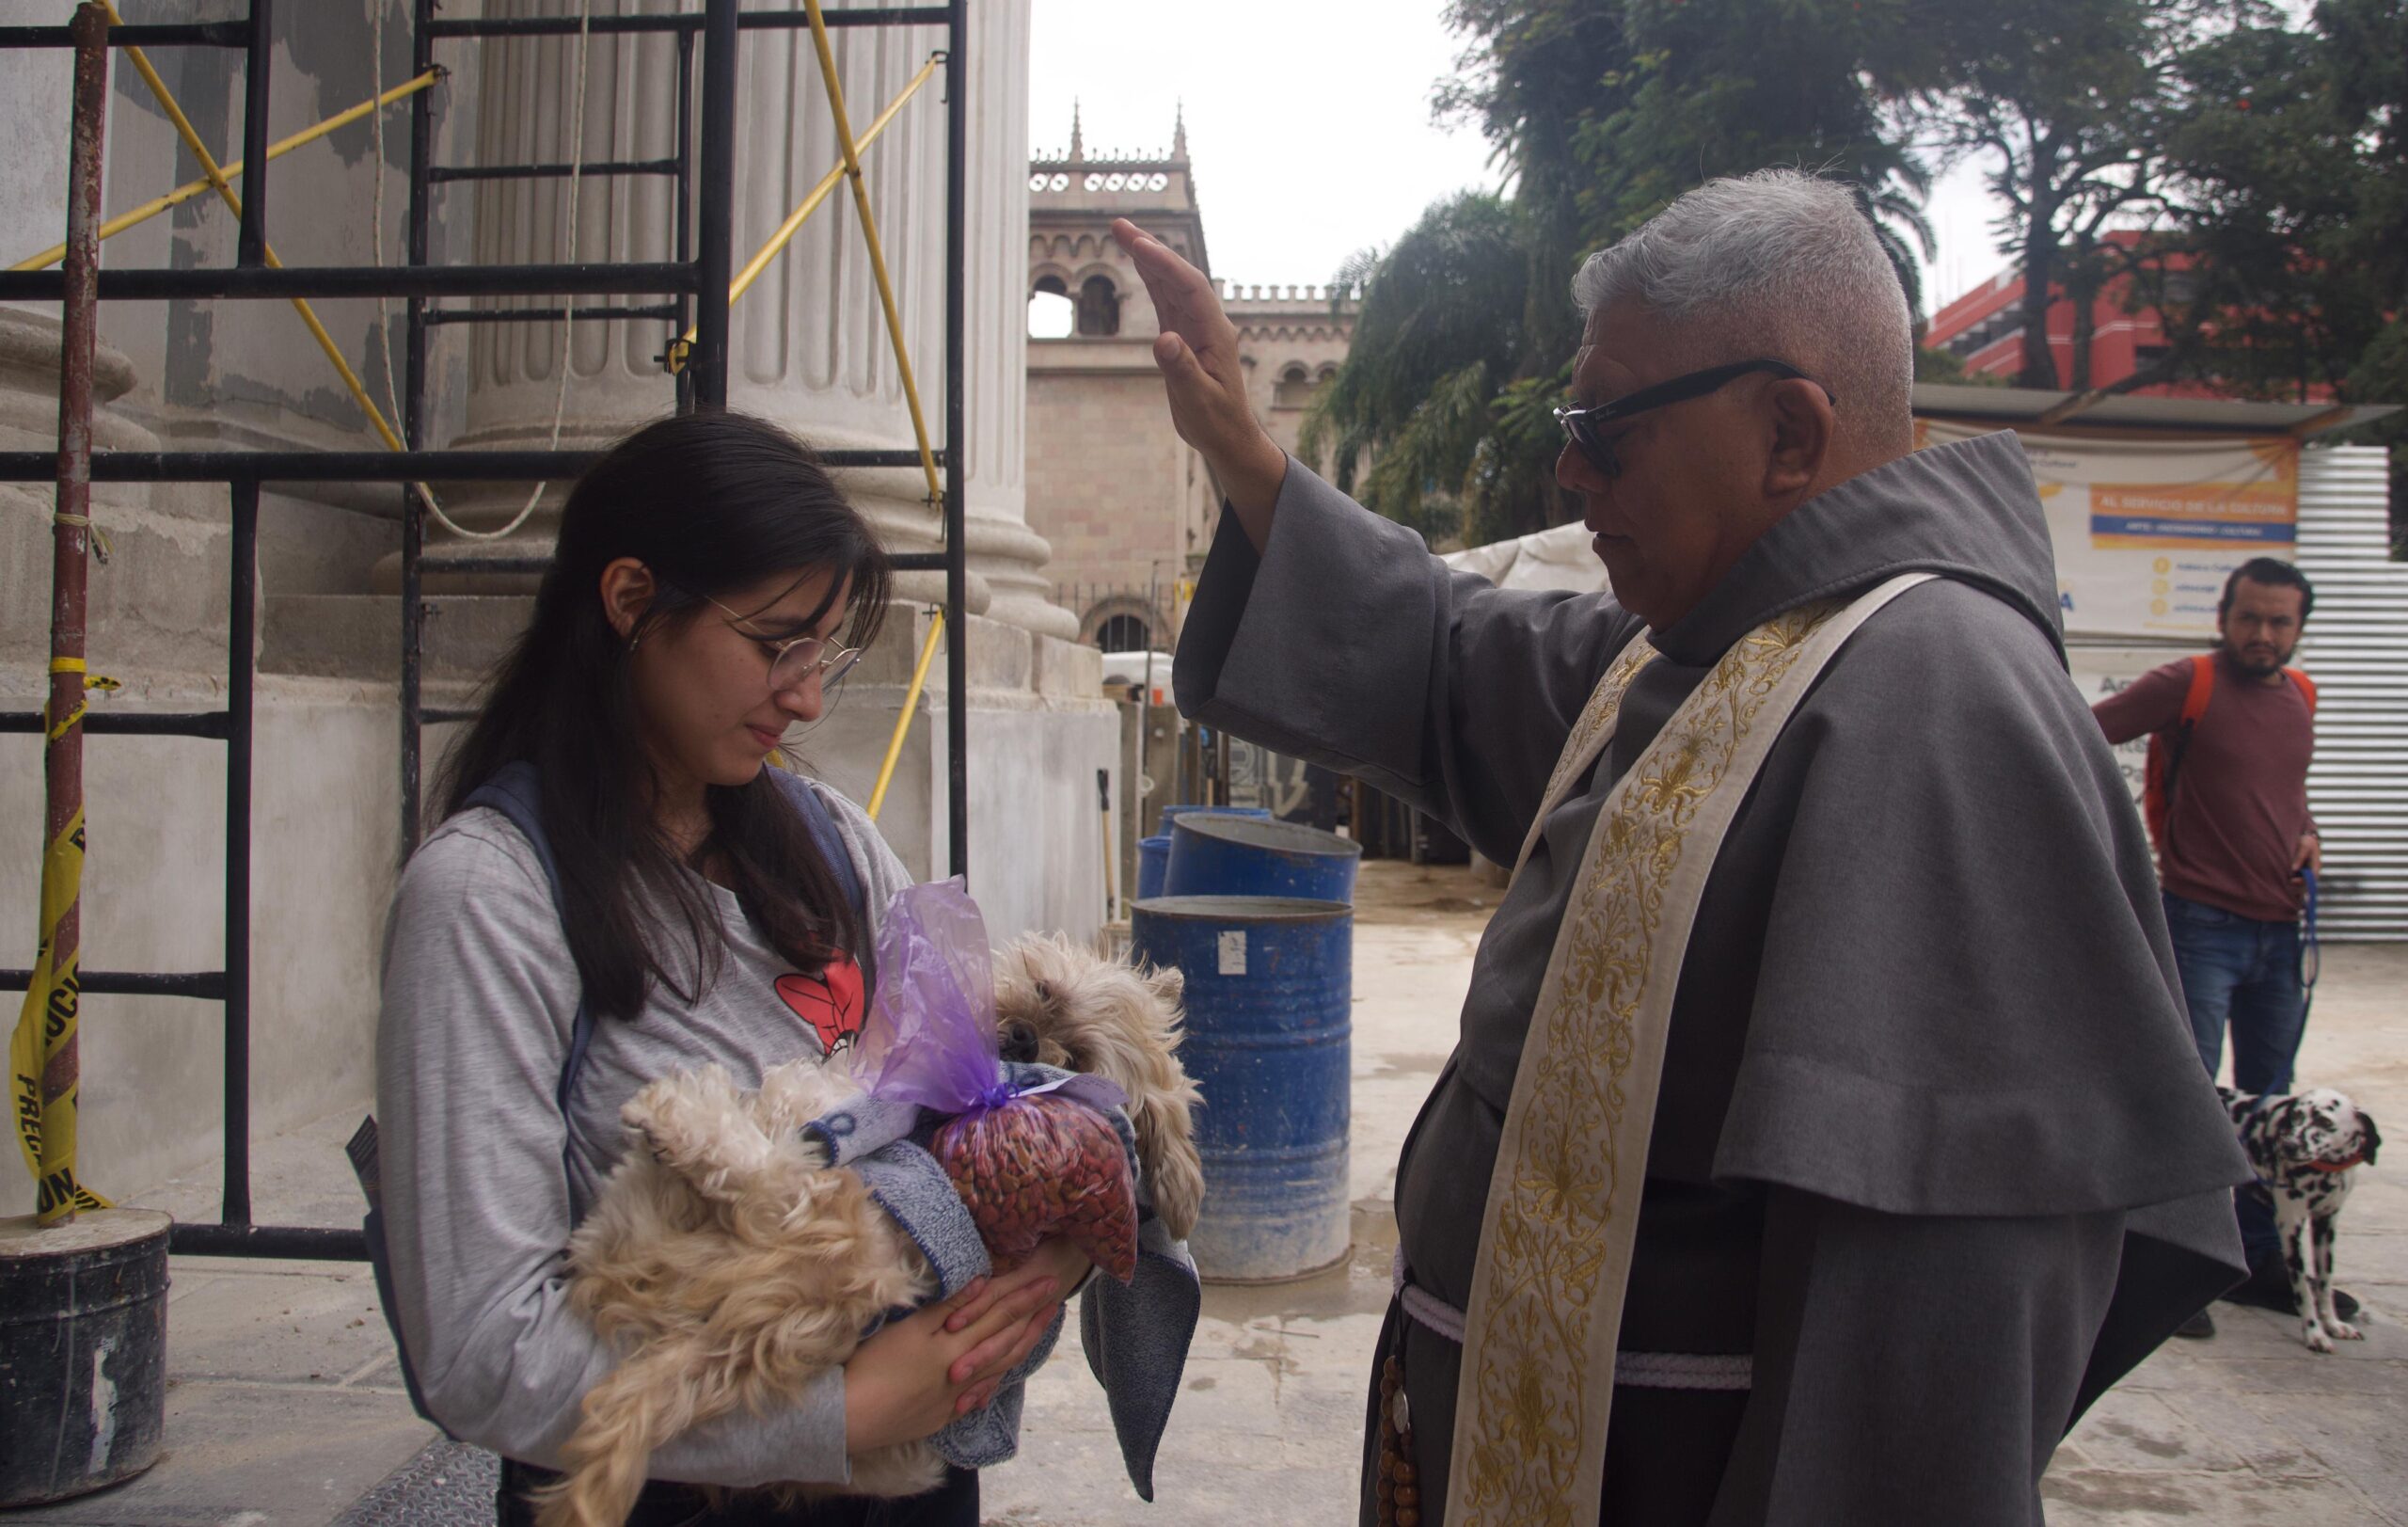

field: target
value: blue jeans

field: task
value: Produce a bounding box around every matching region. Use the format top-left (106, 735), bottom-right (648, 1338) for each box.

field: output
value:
top-left (2162, 890), bottom-right (2307, 1265)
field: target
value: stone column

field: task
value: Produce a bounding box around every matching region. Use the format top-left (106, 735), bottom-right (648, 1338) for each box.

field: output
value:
top-left (2, 15), bottom-right (179, 682)
top-left (0, 1), bottom-right (75, 323)
top-left (425, 0), bottom-right (1070, 636)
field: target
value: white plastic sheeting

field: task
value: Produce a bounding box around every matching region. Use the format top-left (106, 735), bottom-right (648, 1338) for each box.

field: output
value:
top-left (1441, 520), bottom-right (1611, 594)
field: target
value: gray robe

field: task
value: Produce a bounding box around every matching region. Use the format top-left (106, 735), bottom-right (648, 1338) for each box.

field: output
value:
top-left (1173, 433), bottom-right (2253, 1526)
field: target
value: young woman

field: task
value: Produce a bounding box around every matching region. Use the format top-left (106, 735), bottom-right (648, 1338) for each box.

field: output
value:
top-left (375, 413), bottom-right (1087, 1527)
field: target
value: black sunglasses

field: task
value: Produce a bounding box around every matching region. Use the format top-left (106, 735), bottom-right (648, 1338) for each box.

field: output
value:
top-left (1553, 358), bottom-right (1834, 479)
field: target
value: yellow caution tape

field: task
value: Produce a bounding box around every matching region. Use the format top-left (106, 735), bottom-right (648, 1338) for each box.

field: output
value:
top-left (40, 660), bottom-right (116, 743)
top-left (14, 659), bottom-right (110, 1219)
top-left (12, 803), bottom-right (108, 1222)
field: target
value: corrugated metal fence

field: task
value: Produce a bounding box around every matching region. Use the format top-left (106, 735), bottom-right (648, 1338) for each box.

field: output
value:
top-left (2297, 445), bottom-right (2406, 940)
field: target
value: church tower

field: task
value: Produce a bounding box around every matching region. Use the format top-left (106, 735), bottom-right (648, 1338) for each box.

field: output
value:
top-left (1024, 111), bottom-right (1214, 651)
top-left (1024, 110), bottom-right (1355, 652)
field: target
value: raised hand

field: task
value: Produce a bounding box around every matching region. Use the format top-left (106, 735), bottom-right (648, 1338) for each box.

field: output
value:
top-left (1112, 216), bottom-right (1288, 545)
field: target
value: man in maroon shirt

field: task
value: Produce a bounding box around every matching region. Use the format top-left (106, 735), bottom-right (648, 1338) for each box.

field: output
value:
top-left (2094, 557), bottom-right (2331, 1335)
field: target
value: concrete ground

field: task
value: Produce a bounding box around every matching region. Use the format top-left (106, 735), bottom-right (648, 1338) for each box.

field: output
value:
top-left (9, 859), bottom-right (2402, 1525)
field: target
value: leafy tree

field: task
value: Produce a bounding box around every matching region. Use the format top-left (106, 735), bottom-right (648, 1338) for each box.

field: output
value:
top-left (1880, 0), bottom-right (2273, 390)
top-left (1298, 193), bottom-right (1532, 547)
top-left (2145, 0), bottom-right (2408, 544)
top-left (1313, 0), bottom-right (1941, 544)
top-left (1583, 0), bottom-right (1938, 314)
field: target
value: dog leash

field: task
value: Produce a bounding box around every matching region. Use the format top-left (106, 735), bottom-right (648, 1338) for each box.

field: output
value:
top-left (2300, 865), bottom-right (2321, 994)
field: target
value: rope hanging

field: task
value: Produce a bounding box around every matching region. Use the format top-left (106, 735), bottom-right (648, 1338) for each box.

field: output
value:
top-left (372, 0), bottom-right (597, 543)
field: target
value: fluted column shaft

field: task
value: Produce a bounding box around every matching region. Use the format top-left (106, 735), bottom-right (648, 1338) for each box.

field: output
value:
top-left (436, 0), bottom-right (1068, 633)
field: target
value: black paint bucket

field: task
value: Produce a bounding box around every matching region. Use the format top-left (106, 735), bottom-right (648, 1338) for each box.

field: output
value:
top-left (0, 1209), bottom-right (170, 1506)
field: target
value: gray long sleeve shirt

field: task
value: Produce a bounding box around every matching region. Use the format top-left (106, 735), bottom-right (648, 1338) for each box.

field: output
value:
top-left (374, 773), bottom-right (918, 1487)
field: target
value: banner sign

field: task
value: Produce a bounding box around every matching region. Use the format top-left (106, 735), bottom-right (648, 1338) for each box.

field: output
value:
top-left (2065, 646), bottom-right (2172, 810)
top-left (1916, 421), bottom-right (2300, 641)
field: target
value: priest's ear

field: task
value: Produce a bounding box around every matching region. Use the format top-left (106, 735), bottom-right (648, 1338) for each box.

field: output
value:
top-left (1759, 376), bottom-right (1835, 501)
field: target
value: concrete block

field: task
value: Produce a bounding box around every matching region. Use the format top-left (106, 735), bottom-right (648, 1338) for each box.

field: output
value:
top-left (962, 613), bottom-right (1036, 692)
top-left (1031, 628), bottom-right (1103, 699)
top-left (261, 594), bottom-right (536, 684)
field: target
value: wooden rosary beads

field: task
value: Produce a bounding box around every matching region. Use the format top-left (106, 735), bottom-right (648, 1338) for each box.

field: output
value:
top-left (1374, 1352), bottom-right (1421, 1527)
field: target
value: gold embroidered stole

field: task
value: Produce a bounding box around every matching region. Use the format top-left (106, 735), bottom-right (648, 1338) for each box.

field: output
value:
top-left (1446, 573), bottom-right (1935, 1527)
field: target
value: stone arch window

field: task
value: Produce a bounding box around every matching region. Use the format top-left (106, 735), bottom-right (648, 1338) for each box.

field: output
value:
top-left (1093, 612), bottom-right (1153, 653)
top-left (1028, 274), bottom-right (1071, 339)
top-left (1273, 362), bottom-right (1316, 409)
top-left (1075, 275), bottom-right (1121, 337)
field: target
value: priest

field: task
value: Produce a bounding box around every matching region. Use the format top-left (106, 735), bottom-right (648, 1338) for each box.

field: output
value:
top-left (1112, 170), bottom-right (2252, 1526)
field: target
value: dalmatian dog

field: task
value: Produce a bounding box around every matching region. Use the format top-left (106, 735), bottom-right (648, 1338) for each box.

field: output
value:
top-left (2221, 1085), bottom-right (2383, 1353)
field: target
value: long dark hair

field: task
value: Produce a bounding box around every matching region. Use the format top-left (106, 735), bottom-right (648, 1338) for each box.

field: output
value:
top-left (435, 412), bottom-right (893, 1022)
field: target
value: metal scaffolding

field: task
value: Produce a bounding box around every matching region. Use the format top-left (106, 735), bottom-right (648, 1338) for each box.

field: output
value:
top-left (0, 0), bottom-right (974, 1254)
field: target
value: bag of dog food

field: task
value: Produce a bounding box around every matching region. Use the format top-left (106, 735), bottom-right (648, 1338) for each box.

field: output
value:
top-left (857, 880), bottom-right (1139, 1282)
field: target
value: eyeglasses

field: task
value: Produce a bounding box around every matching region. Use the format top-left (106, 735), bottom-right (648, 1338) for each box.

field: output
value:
top-left (1553, 358), bottom-right (1834, 480)
top-left (701, 593), bottom-right (864, 695)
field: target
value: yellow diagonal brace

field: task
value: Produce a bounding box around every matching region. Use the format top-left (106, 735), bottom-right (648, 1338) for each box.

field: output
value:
top-left (867, 609), bottom-right (945, 822)
top-left (734, 56), bottom-right (938, 312)
top-left (10, 71), bottom-right (440, 273)
top-left (803, 3), bottom-right (943, 507)
top-left (671, 56), bottom-right (936, 363)
top-left (101, 2), bottom-right (408, 453)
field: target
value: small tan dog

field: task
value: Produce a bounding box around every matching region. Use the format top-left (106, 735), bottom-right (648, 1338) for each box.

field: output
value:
top-left (532, 935), bottom-right (1202, 1527)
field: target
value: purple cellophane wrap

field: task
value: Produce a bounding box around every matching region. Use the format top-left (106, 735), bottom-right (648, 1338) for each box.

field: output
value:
top-left (856, 879), bottom-right (1017, 1113)
top-left (855, 880), bottom-right (1140, 1280)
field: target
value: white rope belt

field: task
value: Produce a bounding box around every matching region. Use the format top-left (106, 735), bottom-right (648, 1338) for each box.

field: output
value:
top-left (1392, 1249), bottom-right (1753, 1392)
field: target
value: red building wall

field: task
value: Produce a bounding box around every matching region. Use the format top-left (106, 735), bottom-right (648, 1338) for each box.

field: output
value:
top-left (1925, 232), bottom-right (2183, 390)
top-left (1926, 233), bottom-right (2340, 404)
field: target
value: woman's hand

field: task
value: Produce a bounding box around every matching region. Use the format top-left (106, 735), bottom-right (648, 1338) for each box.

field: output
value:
top-left (842, 1271), bottom-right (1063, 1453)
top-left (938, 1239), bottom-right (1094, 1377)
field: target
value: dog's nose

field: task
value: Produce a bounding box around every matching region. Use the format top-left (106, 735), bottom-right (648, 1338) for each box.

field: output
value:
top-left (998, 1020), bottom-right (1040, 1064)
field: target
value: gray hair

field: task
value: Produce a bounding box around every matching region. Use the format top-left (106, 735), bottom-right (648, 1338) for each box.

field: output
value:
top-left (1572, 169), bottom-right (1914, 447)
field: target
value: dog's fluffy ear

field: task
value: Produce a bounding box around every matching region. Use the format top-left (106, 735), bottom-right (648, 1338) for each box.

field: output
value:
top-left (2362, 1109), bottom-right (2383, 1166)
top-left (1145, 961), bottom-right (1185, 1010)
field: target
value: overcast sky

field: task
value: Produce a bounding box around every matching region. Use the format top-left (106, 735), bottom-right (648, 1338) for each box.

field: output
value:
top-left (1027, 0), bottom-right (2013, 319)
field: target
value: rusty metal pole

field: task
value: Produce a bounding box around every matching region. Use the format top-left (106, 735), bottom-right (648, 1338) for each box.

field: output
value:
top-left (35, 2), bottom-right (111, 1226)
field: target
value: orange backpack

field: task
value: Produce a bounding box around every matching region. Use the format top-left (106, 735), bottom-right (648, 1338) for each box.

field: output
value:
top-left (2141, 654), bottom-right (2317, 852)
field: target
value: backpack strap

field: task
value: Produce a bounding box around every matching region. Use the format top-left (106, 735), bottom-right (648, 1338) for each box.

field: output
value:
top-left (461, 761), bottom-right (596, 1127)
top-left (2287, 667), bottom-right (2318, 712)
top-left (2178, 653), bottom-right (2216, 729)
top-left (2163, 653), bottom-right (2218, 803)
top-left (767, 766), bottom-right (867, 920)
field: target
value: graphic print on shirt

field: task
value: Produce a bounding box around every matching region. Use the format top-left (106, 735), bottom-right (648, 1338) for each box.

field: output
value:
top-left (776, 957), bottom-right (865, 1056)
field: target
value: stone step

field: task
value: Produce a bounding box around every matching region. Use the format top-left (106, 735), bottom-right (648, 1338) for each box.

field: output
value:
top-left (260, 595), bottom-right (532, 684)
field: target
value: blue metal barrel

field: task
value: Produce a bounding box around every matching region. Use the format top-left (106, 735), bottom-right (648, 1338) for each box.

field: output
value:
top-left (1132, 896), bottom-right (1352, 1281)
top-left (1158, 803), bottom-right (1273, 837)
top-left (1164, 814), bottom-right (1362, 903)
top-left (1136, 835), bottom-right (1172, 902)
